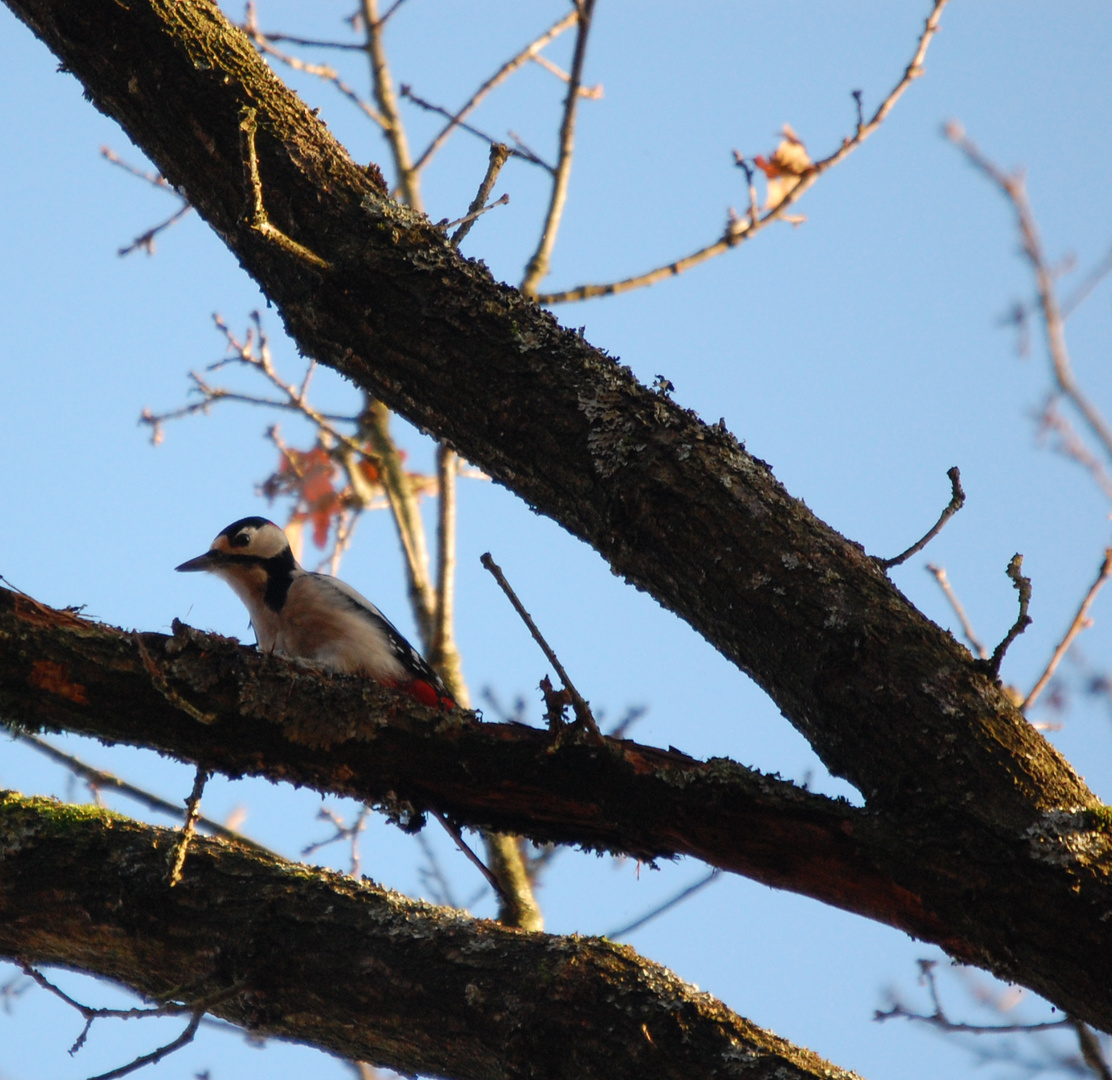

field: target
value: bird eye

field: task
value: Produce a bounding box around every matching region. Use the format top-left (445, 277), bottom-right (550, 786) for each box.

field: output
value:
top-left (231, 531), bottom-right (251, 548)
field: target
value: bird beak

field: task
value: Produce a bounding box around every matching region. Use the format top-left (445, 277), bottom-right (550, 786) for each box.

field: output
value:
top-left (175, 551), bottom-right (221, 573)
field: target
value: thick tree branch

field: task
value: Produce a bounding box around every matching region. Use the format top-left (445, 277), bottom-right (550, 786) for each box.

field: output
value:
top-left (4, 587), bottom-right (1112, 1032)
top-left (0, 791), bottom-right (862, 1080)
top-left (5, 0), bottom-right (1112, 1038)
top-left (0, 587), bottom-right (928, 939)
top-left (3, 0), bottom-right (1076, 816)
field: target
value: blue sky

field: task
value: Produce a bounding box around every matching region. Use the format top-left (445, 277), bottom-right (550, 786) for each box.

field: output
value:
top-left (3, 3), bottom-right (1112, 1078)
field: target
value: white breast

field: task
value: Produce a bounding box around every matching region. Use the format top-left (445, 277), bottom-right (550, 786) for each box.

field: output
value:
top-left (270, 573), bottom-right (409, 682)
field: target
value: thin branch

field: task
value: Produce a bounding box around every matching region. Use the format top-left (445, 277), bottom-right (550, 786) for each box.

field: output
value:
top-left (450, 142), bottom-right (511, 246)
top-left (401, 87), bottom-right (554, 172)
top-left (411, 9), bottom-right (579, 174)
top-left (430, 444), bottom-right (465, 694)
top-left (416, 831), bottom-right (462, 909)
top-left (116, 201), bottom-right (192, 257)
top-left (947, 122), bottom-right (1112, 467)
top-left (876, 959), bottom-right (1069, 1036)
top-left (536, 0), bottom-right (950, 304)
top-left (142, 314), bottom-right (360, 454)
top-left (100, 146), bottom-right (174, 190)
top-left (1023, 548), bottom-right (1112, 712)
top-left (167, 765), bottom-right (210, 886)
top-left (302, 805), bottom-right (370, 876)
top-left (988, 554), bottom-right (1032, 676)
top-left (101, 146), bottom-right (192, 255)
top-left (239, 106), bottom-right (331, 269)
top-left (480, 552), bottom-right (601, 738)
top-left (926, 565), bottom-right (988, 660)
top-left (442, 193), bottom-right (509, 240)
top-left (362, 0), bottom-right (421, 210)
top-left (607, 870), bottom-right (721, 939)
top-left (237, 30), bottom-right (365, 52)
top-left (732, 151), bottom-right (760, 226)
top-left (529, 50), bottom-right (603, 99)
top-left (18, 961), bottom-right (247, 1072)
top-left (521, 0), bottom-right (598, 295)
top-left (879, 466), bottom-right (964, 568)
top-left (1061, 242), bottom-right (1112, 320)
top-left (15, 734), bottom-right (272, 854)
top-left (1034, 397), bottom-right (1112, 500)
top-left (86, 1009), bottom-right (203, 1080)
top-left (430, 810), bottom-right (509, 907)
top-left (1071, 1017), bottom-right (1112, 1080)
top-left (240, 3), bottom-right (386, 129)
top-left (360, 398), bottom-right (437, 645)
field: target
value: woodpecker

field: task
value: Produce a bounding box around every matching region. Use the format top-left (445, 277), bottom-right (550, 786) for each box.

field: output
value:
top-left (176, 516), bottom-right (455, 709)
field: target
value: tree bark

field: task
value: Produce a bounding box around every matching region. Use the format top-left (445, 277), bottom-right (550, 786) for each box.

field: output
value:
top-left (0, 791), bottom-right (862, 1080)
top-left (0, 588), bottom-right (944, 940)
top-left (3, 0), bottom-right (1112, 1061)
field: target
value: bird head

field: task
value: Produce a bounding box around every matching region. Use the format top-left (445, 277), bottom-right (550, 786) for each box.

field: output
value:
top-left (175, 517), bottom-right (296, 583)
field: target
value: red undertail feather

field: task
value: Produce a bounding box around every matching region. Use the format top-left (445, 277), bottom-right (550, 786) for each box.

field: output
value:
top-left (382, 675), bottom-right (455, 709)
top-left (407, 678), bottom-right (456, 710)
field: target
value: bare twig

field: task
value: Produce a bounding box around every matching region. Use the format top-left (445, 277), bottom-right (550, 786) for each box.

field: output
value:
top-left (529, 51), bottom-right (603, 98)
top-left (1071, 1017), bottom-right (1112, 1080)
top-left (988, 554), bottom-right (1032, 676)
top-left (302, 805), bottom-right (370, 876)
top-left (1034, 396), bottom-right (1112, 501)
top-left (1023, 549), bottom-right (1112, 712)
top-left (480, 553), bottom-right (601, 738)
top-left (236, 30), bottom-right (365, 52)
top-left (521, 0), bottom-right (598, 295)
top-left (416, 831), bottom-right (462, 909)
top-left (87, 1009), bottom-right (204, 1080)
top-left (360, 399), bottom-right (437, 644)
top-left (876, 960), bottom-right (1070, 1035)
top-left (1061, 242), bottom-right (1112, 321)
top-left (450, 143), bottom-right (512, 246)
top-left (411, 10), bottom-right (579, 174)
top-left (362, 0), bottom-right (421, 209)
top-left (443, 193), bottom-right (509, 241)
top-left (430, 810), bottom-right (509, 908)
top-left (16, 734), bottom-right (271, 854)
top-left (100, 147), bottom-right (174, 189)
top-left (879, 466), bottom-right (964, 568)
top-left (239, 107), bottom-right (331, 269)
top-left (429, 444), bottom-right (465, 693)
top-left (732, 152), bottom-right (760, 226)
top-left (926, 565), bottom-right (988, 660)
top-left (947, 122), bottom-right (1112, 467)
top-left (101, 146), bottom-right (192, 255)
top-left (167, 765), bottom-right (210, 886)
top-left (117, 202), bottom-right (192, 257)
top-left (607, 870), bottom-right (721, 939)
top-left (241, 4), bottom-right (386, 129)
top-left (852, 89), bottom-right (864, 133)
top-left (536, 0), bottom-right (949, 304)
top-left (401, 87), bottom-right (554, 172)
top-left (19, 962), bottom-right (247, 1079)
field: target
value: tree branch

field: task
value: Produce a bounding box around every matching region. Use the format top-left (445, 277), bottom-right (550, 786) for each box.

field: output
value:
top-left (0, 586), bottom-right (931, 940)
top-left (0, 791), bottom-right (858, 1080)
top-left (535, 0), bottom-right (950, 304)
top-left (4, 0), bottom-right (1112, 1038)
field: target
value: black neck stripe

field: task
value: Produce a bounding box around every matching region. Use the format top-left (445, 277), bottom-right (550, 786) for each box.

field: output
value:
top-left (262, 550), bottom-right (297, 612)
